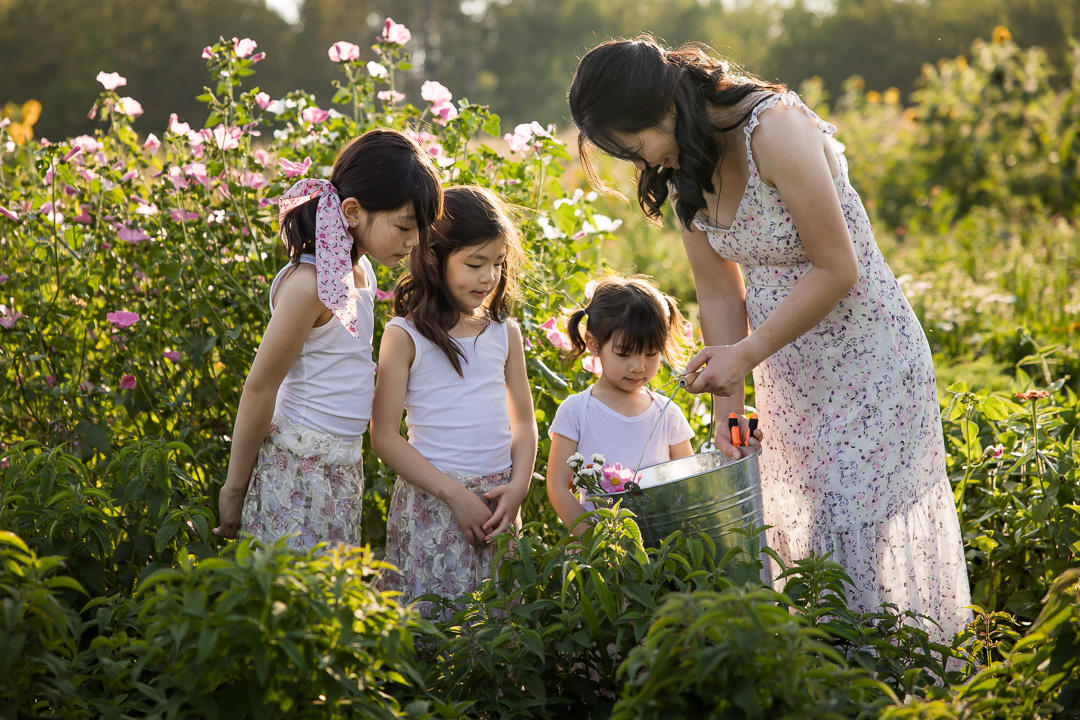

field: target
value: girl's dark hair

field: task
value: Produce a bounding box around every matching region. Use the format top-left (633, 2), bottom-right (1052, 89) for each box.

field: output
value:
top-left (565, 276), bottom-right (690, 370)
top-left (393, 185), bottom-right (524, 376)
top-left (280, 128), bottom-right (443, 264)
top-left (568, 34), bottom-right (785, 230)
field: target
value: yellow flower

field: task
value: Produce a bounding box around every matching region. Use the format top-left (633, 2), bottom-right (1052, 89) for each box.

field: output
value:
top-left (884, 88), bottom-right (900, 105)
top-left (956, 55), bottom-right (969, 70)
top-left (8, 122), bottom-right (29, 144)
top-left (992, 26), bottom-right (1011, 44)
top-left (866, 90), bottom-right (882, 104)
top-left (21, 100), bottom-right (41, 126)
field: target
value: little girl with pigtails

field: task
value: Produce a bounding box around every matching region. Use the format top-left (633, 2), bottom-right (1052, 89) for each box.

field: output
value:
top-left (546, 276), bottom-right (696, 535)
top-left (213, 128), bottom-right (443, 552)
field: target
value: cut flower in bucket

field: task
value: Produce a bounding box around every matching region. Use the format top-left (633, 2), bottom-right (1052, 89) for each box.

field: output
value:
top-left (567, 452), bottom-right (640, 495)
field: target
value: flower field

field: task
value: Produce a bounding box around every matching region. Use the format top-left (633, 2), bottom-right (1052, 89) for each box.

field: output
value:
top-left (1, 24), bottom-right (1079, 718)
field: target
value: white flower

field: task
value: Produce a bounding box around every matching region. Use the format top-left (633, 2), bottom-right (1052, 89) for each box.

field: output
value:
top-left (566, 452), bottom-right (584, 467)
top-left (590, 453), bottom-right (606, 465)
top-left (367, 62), bottom-right (388, 78)
top-left (265, 99), bottom-right (286, 116)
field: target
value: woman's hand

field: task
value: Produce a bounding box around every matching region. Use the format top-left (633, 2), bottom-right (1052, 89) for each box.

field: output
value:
top-left (712, 414), bottom-right (764, 460)
top-left (212, 481), bottom-right (247, 539)
top-left (448, 485), bottom-right (494, 547)
top-left (482, 481), bottom-right (528, 542)
top-left (682, 344), bottom-right (757, 397)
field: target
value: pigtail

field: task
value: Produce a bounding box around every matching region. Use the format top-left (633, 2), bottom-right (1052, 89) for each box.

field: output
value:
top-left (564, 309), bottom-right (590, 364)
top-left (661, 295), bottom-right (692, 370)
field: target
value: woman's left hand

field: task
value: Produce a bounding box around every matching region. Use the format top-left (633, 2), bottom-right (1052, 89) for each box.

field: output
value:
top-left (682, 344), bottom-right (756, 397)
top-left (482, 481), bottom-right (528, 542)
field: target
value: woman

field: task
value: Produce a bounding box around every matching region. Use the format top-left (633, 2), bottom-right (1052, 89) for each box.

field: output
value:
top-left (568, 35), bottom-right (971, 643)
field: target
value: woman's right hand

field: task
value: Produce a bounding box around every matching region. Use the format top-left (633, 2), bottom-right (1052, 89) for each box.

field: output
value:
top-left (448, 485), bottom-right (494, 547)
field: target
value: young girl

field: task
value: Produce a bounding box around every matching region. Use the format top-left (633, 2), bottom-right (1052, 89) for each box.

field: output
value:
top-left (546, 276), bottom-right (695, 535)
top-left (212, 129), bottom-right (443, 552)
top-left (370, 185), bottom-right (537, 609)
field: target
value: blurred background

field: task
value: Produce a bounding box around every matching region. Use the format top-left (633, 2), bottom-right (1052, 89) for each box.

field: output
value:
top-left (2, 0), bottom-right (1078, 140)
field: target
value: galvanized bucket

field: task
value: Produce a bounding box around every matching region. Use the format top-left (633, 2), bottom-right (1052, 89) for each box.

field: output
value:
top-left (590, 447), bottom-right (772, 585)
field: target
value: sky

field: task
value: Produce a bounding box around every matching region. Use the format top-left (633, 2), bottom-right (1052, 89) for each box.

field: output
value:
top-left (265, 0), bottom-right (300, 24)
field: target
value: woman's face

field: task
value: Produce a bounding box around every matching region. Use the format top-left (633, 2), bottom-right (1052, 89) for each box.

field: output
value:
top-left (608, 111), bottom-right (679, 172)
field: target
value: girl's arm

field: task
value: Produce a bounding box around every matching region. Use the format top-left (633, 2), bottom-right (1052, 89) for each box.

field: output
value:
top-left (213, 265), bottom-right (328, 539)
top-left (669, 439), bottom-right (693, 461)
top-left (482, 321), bottom-right (538, 541)
top-left (545, 433), bottom-right (590, 536)
top-left (683, 104), bottom-right (858, 404)
top-left (370, 324), bottom-right (494, 547)
top-left (678, 223), bottom-right (758, 458)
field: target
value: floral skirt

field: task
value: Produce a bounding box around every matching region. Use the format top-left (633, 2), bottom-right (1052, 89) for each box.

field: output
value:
top-left (382, 468), bottom-right (516, 615)
top-left (767, 476), bottom-right (972, 646)
top-left (240, 414), bottom-right (364, 553)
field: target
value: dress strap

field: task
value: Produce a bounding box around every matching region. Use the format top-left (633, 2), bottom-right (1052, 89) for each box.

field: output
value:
top-left (742, 90), bottom-right (844, 181)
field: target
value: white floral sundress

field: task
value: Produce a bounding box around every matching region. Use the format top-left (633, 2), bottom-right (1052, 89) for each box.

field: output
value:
top-left (691, 91), bottom-right (972, 644)
top-left (240, 414), bottom-right (364, 553)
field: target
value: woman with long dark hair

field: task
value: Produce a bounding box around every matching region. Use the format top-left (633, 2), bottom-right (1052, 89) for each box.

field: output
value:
top-left (569, 35), bottom-right (971, 643)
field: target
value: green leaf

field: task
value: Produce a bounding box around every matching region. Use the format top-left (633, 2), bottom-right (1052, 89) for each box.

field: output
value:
top-left (155, 520), bottom-right (181, 553)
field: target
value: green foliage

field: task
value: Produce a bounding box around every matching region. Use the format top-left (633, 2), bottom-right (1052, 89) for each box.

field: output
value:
top-left (1, 21), bottom-right (1080, 720)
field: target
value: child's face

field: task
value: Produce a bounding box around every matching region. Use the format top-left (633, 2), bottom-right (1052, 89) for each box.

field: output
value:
top-left (351, 204), bottom-right (419, 267)
top-left (445, 237), bottom-right (506, 314)
top-left (590, 333), bottom-right (663, 394)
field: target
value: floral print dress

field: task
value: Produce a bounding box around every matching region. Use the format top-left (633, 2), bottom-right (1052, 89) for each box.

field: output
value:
top-left (691, 91), bottom-right (972, 644)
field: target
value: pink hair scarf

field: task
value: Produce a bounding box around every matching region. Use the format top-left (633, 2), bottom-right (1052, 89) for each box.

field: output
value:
top-left (277, 178), bottom-right (363, 339)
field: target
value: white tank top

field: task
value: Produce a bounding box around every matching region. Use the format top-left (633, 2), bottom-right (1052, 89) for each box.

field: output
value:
top-left (389, 316), bottom-right (513, 475)
top-left (270, 253), bottom-right (376, 440)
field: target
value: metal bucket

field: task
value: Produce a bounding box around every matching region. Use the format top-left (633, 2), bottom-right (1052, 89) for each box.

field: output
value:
top-left (590, 447), bottom-right (772, 585)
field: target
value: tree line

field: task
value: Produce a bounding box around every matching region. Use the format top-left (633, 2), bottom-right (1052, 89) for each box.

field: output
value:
top-left (1, 0), bottom-right (1077, 140)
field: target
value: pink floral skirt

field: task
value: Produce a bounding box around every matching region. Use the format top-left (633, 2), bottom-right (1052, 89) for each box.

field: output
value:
top-left (382, 468), bottom-right (516, 615)
top-left (240, 415), bottom-right (364, 553)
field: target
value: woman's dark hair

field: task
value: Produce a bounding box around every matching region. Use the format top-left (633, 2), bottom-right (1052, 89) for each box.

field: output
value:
top-left (568, 34), bottom-right (785, 230)
top-left (565, 275), bottom-right (690, 370)
top-left (280, 128), bottom-right (443, 264)
top-left (393, 185), bottom-right (524, 376)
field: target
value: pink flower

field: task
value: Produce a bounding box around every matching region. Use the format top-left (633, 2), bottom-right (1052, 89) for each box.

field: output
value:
top-left (96, 71), bottom-right (127, 90)
top-left (382, 18), bottom-right (411, 45)
top-left (115, 97), bottom-right (143, 118)
top-left (253, 148), bottom-right (273, 167)
top-left (0, 206), bottom-right (19, 221)
top-left (120, 170), bottom-right (137, 183)
top-left (301, 106), bottom-right (329, 125)
top-left (143, 133), bottom-right (161, 153)
top-left (539, 318), bottom-right (573, 352)
top-left (73, 205), bottom-right (92, 224)
top-left (377, 90), bottom-right (405, 105)
top-left (0, 305), bottom-right (22, 329)
top-left (170, 209), bottom-right (200, 222)
top-left (119, 374), bottom-right (137, 390)
top-left (233, 37), bottom-right (258, 58)
top-left (582, 354), bottom-right (603, 376)
top-left (167, 113), bottom-right (191, 136)
top-left (80, 380), bottom-right (96, 392)
top-left (0, 275), bottom-right (8, 284)
top-left (212, 124), bottom-right (242, 150)
top-left (248, 52), bottom-right (266, 64)
top-left (107, 311), bottom-right (140, 329)
top-left (599, 463), bottom-right (636, 493)
top-left (277, 156), bottom-right (312, 178)
top-left (62, 146), bottom-right (83, 163)
top-left (421, 81), bottom-right (452, 104)
top-left (990, 443), bottom-right (1004, 459)
top-left (71, 135), bottom-right (103, 153)
top-left (328, 41), bottom-right (360, 63)
top-left (584, 280), bottom-right (599, 300)
top-left (163, 350), bottom-right (181, 362)
top-left (202, 46), bottom-right (214, 59)
top-left (254, 92), bottom-right (271, 110)
top-left (241, 170), bottom-right (267, 189)
top-left (504, 121), bottom-right (556, 153)
top-left (118, 226), bottom-right (151, 243)
top-left (432, 101), bottom-right (458, 124)
top-left (374, 288), bottom-right (394, 301)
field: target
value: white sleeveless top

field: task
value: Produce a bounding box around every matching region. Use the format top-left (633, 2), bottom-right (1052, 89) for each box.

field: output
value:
top-left (270, 253), bottom-right (377, 440)
top-left (388, 316), bottom-right (513, 475)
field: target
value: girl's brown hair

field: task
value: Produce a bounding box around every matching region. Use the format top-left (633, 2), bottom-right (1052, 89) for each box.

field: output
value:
top-left (565, 276), bottom-right (690, 370)
top-left (279, 128), bottom-right (443, 265)
top-left (393, 185), bottom-right (524, 375)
